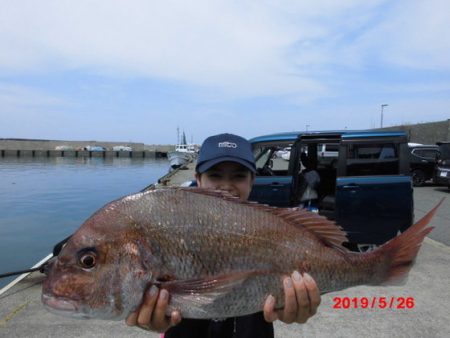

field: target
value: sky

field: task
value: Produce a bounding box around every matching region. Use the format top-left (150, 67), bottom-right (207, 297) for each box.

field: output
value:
top-left (1, 0), bottom-right (449, 145)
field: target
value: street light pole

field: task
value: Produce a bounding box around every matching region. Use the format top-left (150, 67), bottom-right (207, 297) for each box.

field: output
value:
top-left (380, 104), bottom-right (388, 128)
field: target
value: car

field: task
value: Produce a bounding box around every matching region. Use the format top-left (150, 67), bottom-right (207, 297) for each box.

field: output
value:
top-left (408, 143), bottom-right (439, 186)
top-left (84, 146), bottom-right (106, 151)
top-left (112, 145), bottom-right (132, 151)
top-left (248, 130), bottom-right (413, 252)
top-left (434, 141), bottom-right (450, 189)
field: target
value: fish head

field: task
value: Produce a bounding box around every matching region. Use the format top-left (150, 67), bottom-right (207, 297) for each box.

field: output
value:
top-left (42, 202), bottom-right (157, 320)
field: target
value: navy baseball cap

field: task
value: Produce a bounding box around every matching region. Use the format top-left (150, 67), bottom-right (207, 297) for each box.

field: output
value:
top-left (196, 133), bottom-right (256, 174)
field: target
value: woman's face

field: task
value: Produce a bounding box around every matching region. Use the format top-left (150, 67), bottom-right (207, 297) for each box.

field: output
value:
top-left (196, 161), bottom-right (254, 200)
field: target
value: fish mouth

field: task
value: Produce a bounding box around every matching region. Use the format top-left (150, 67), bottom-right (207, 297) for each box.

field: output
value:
top-left (42, 293), bottom-right (78, 313)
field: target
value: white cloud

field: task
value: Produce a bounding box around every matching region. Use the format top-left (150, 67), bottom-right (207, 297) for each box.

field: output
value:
top-left (0, 83), bottom-right (65, 112)
top-left (349, 0), bottom-right (450, 70)
top-left (0, 0), bottom-right (395, 97)
top-left (0, 0), bottom-right (449, 144)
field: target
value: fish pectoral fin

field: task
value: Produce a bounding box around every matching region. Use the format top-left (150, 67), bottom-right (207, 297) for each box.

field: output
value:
top-left (160, 271), bottom-right (262, 310)
top-left (160, 270), bottom-right (262, 296)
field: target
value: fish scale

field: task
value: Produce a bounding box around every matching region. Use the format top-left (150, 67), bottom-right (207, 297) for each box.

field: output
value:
top-left (42, 188), bottom-right (439, 320)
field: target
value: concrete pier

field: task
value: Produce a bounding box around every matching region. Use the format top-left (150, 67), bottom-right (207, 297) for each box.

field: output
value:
top-left (0, 138), bottom-right (173, 158)
top-left (0, 149), bottom-right (167, 159)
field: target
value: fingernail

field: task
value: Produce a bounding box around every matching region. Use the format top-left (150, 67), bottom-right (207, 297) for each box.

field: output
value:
top-left (284, 277), bottom-right (293, 288)
top-left (160, 289), bottom-right (168, 300)
top-left (303, 272), bottom-right (313, 282)
top-left (267, 295), bottom-right (275, 305)
top-left (293, 270), bottom-right (302, 281)
top-left (172, 311), bottom-right (182, 324)
top-left (148, 285), bottom-right (158, 296)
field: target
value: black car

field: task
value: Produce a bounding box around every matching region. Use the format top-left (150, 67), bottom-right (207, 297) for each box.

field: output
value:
top-left (408, 143), bottom-right (439, 186)
top-left (435, 141), bottom-right (450, 189)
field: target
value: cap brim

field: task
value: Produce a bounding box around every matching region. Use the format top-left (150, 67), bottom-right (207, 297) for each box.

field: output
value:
top-left (196, 156), bottom-right (256, 174)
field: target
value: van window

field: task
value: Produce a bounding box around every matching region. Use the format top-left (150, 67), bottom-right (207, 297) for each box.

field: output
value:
top-left (345, 143), bottom-right (399, 176)
top-left (253, 144), bottom-right (291, 175)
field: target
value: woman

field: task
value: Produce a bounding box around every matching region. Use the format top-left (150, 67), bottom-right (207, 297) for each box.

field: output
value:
top-left (126, 133), bottom-right (321, 337)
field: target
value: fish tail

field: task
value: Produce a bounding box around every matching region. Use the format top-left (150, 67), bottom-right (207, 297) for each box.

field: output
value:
top-left (377, 198), bottom-right (443, 285)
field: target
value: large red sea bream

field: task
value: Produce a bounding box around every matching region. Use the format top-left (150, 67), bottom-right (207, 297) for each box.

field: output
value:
top-left (42, 188), bottom-right (440, 320)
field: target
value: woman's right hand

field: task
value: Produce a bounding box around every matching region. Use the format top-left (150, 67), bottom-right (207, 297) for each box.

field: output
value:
top-left (126, 285), bottom-right (181, 332)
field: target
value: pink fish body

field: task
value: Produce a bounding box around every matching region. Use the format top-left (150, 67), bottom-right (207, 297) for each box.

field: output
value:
top-left (42, 188), bottom-right (439, 320)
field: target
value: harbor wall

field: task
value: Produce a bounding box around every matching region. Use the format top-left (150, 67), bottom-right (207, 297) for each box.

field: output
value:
top-left (0, 149), bottom-right (166, 158)
top-left (0, 139), bottom-right (174, 158)
top-left (377, 119), bottom-right (450, 145)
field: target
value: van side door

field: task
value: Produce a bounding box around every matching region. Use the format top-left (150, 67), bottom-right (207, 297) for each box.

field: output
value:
top-left (335, 136), bottom-right (413, 245)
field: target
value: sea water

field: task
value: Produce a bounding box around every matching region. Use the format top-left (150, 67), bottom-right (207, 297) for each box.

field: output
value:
top-left (0, 157), bottom-right (170, 289)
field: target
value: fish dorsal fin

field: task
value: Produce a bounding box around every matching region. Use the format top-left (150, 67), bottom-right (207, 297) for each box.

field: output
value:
top-left (271, 207), bottom-right (348, 249)
top-left (178, 187), bottom-right (348, 249)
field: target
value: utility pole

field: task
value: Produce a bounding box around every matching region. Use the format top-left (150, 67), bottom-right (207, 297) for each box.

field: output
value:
top-left (380, 104), bottom-right (388, 128)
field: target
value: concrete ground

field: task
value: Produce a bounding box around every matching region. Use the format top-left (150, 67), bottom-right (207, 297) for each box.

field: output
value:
top-left (0, 174), bottom-right (449, 337)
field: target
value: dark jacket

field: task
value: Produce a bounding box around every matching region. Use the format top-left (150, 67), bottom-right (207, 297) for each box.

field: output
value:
top-left (165, 312), bottom-right (274, 338)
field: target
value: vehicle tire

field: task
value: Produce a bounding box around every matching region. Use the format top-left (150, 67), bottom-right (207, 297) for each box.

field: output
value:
top-left (412, 169), bottom-right (426, 187)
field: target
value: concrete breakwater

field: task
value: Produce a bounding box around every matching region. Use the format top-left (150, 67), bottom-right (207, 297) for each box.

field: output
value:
top-left (0, 138), bottom-right (173, 158)
top-left (0, 149), bottom-right (166, 158)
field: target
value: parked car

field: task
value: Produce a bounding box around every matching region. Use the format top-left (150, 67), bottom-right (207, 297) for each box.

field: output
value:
top-left (84, 146), bottom-right (106, 151)
top-left (434, 141), bottom-right (450, 189)
top-left (112, 145), bottom-right (132, 151)
top-left (408, 143), bottom-right (439, 186)
top-left (248, 130), bottom-right (413, 252)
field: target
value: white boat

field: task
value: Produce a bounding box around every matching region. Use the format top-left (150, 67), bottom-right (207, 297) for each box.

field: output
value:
top-left (168, 130), bottom-right (197, 169)
top-left (167, 148), bottom-right (194, 169)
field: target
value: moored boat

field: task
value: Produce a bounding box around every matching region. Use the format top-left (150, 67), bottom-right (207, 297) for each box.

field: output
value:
top-left (168, 130), bottom-right (197, 169)
top-left (168, 144), bottom-right (196, 169)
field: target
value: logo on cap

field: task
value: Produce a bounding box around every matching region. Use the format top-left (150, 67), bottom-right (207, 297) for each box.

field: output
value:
top-left (218, 141), bottom-right (237, 148)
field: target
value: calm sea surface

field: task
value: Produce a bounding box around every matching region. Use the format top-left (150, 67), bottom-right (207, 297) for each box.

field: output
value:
top-left (0, 157), bottom-right (169, 289)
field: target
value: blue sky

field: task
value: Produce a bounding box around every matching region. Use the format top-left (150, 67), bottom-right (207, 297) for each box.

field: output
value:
top-left (1, 0), bottom-right (449, 145)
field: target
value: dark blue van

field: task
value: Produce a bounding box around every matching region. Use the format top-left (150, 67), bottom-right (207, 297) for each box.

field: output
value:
top-left (248, 130), bottom-right (414, 251)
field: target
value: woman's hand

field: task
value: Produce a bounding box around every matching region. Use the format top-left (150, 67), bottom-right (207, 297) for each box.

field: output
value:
top-left (263, 271), bottom-right (320, 324)
top-left (126, 285), bottom-right (181, 332)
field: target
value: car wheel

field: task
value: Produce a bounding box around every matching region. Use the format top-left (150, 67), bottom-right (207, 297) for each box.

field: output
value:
top-left (412, 169), bottom-right (425, 187)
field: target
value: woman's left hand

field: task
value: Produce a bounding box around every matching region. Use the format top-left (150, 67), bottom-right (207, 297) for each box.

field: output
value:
top-left (263, 271), bottom-right (320, 324)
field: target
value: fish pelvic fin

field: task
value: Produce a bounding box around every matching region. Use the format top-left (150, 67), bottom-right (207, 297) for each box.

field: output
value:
top-left (378, 198), bottom-right (443, 285)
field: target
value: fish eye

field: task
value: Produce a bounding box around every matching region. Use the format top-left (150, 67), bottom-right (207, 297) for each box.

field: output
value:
top-left (77, 249), bottom-right (98, 269)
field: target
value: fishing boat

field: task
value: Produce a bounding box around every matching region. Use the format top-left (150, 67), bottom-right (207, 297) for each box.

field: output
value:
top-left (167, 129), bottom-right (197, 170)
